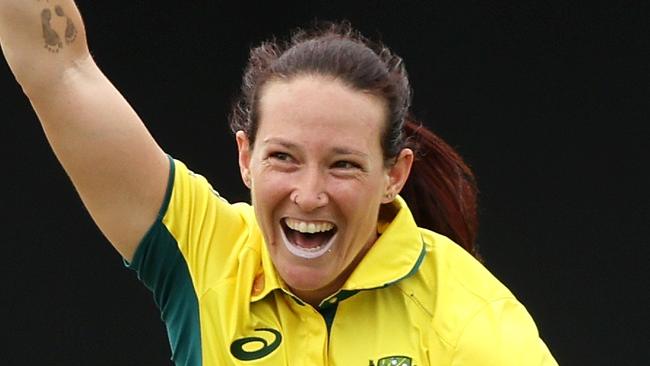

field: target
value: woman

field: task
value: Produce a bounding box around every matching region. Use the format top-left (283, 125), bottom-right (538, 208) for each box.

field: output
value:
top-left (0, 2), bottom-right (556, 365)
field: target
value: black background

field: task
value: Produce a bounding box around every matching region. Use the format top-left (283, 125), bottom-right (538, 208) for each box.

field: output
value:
top-left (1, 1), bottom-right (648, 365)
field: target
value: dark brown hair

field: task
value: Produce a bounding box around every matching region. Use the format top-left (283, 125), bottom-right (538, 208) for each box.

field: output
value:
top-left (229, 21), bottom-right (480, 257)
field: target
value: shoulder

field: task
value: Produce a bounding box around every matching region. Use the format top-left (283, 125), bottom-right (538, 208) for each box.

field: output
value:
top-left (131, 158), bottom-right (259, 282)
top-left (165, 158), bottom-right (255, 230)
top-left (407, 229), bottom-right (517, 343)
top-left (421, 229), bottom-right (514, 300)
top-left (407, 230), bottom-right (556, 364)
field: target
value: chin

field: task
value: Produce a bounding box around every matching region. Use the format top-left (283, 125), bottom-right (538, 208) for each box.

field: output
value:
top-left (274, 255), bottom-right (336, 293)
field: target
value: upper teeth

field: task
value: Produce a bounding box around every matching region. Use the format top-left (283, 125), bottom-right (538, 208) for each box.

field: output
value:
top-left (285, 218), bottom-right (334, 233)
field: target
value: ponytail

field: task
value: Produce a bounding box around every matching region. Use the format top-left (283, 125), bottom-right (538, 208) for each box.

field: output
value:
top-left (400, 118), bottom-right (480, 259)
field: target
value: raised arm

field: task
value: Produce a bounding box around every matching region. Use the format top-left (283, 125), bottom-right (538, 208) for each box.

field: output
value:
top-left (0, 1), bottom-right (170, 261)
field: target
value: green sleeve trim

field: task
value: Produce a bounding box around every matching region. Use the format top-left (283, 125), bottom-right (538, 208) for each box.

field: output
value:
top-left (125, 156), bottom-right (202, 366)
top-left (158, 154), bottom-right (176, 220)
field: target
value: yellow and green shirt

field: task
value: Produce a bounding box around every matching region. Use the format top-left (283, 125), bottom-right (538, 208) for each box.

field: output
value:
top-left (127, 158), bottom-right (558, 365)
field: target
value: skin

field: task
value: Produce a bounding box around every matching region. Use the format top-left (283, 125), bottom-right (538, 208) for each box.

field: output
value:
top-left (237, 75), bottom-right (413, 307)
top-left (0, 1), bottom-right (169, 262)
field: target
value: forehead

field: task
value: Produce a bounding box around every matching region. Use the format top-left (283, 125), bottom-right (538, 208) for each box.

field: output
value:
top-left (256, 75), bottom-right (387, 152)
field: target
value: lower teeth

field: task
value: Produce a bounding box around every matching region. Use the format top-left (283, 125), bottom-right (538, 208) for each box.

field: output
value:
top-left (281, 227), bottom-right (335, 259)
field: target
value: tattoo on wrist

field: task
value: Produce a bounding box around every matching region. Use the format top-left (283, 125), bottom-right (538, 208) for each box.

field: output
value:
top-left (39, 2), bottom-right (78, 53)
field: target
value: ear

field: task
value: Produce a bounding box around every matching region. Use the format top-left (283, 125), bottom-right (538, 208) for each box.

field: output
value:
top-left (382, 148), bottom-right (414, 204)
top-left (236, 131), bottom-right (252, 189)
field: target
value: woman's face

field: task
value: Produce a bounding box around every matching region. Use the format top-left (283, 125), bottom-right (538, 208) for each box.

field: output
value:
top-left (236, 75), bottom-right (412, 305)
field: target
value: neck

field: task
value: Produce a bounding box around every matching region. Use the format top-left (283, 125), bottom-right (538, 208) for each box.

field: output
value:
top-left (290, 232), bottom-right (378, 308)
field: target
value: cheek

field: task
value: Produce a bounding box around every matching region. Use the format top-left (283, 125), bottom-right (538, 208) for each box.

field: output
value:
top-left (329, 177), bottom-right (384, 219)
top-left (251, 168), bottom-right (292, 211)
top-left (329, 172), bottom-right (385, 201)
top-left (250, 172), bottom-right (290, 246)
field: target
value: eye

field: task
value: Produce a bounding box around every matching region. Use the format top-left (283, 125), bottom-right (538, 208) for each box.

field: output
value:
top-left (269, 152), bottom-right (293, 162)
top-left (332, 160), bottom-right (361, 170)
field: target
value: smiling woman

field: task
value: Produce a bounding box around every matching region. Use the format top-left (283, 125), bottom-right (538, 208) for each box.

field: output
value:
top-left (0, 1), bottom-right (557, 365)
top-left (236, 74), bottom-right (404, 306)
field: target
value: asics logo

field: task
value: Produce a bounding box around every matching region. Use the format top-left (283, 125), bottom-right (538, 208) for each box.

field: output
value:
top-left (230, 328), bottom-right (282, 361)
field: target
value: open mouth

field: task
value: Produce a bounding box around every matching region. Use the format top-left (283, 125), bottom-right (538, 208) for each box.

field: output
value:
top-left (280, 218), bottom-right (337, 259)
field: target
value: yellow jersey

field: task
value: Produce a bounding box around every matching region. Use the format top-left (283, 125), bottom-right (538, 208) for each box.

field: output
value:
top-left (126, 158), bottom-right (557, 365)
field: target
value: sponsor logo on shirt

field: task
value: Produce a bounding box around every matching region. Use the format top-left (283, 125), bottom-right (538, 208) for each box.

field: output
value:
top-left (369, 355), bottom-right (413, 366)
top-left (230, 328), bottom-right (282, 361)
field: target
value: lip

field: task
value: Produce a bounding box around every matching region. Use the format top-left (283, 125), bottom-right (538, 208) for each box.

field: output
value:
top-left (279, 217), bottom-right (338, 259)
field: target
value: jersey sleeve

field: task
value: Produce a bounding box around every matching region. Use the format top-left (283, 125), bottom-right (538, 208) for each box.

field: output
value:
top-left (124, 157), bottom-right (252, 365)
top-left (451, 298), bottom-right (558, 366)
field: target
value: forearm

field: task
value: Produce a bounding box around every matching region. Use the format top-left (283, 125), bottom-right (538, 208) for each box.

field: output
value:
top-left (1, 1), bottom-right (170, 261)
top-left (0, 0), bottom-right (89, 93)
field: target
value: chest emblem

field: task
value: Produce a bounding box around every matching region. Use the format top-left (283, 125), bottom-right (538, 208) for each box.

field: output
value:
top-left (230, 328), bottom-right (282, 361)
top-left (370, 355), bottom-right (413, 366)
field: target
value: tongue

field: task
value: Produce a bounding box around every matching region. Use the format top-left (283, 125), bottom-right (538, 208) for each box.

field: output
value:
top-left (288, 230), bottom-right (329, 249)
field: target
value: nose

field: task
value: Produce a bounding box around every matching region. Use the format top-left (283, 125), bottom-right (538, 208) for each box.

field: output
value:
top-left (290, 167), bottom-right (329, 211)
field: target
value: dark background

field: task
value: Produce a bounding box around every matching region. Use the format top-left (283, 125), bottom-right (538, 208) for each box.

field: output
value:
top-left (1, 1), bottom-right (647, 365)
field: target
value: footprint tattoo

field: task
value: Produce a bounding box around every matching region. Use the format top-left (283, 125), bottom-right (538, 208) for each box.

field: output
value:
top-left (40, 4), bottom-right (78, 53)
top-left (41, 8), bottom-right (63, 53)
top-left (54, 5), bottom-right (77, 44)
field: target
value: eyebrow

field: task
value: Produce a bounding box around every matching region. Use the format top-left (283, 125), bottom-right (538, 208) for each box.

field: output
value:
top-left (262, 137), bottom-right (369, 159)
top-left (331, 147), bottom-right (369, 158)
